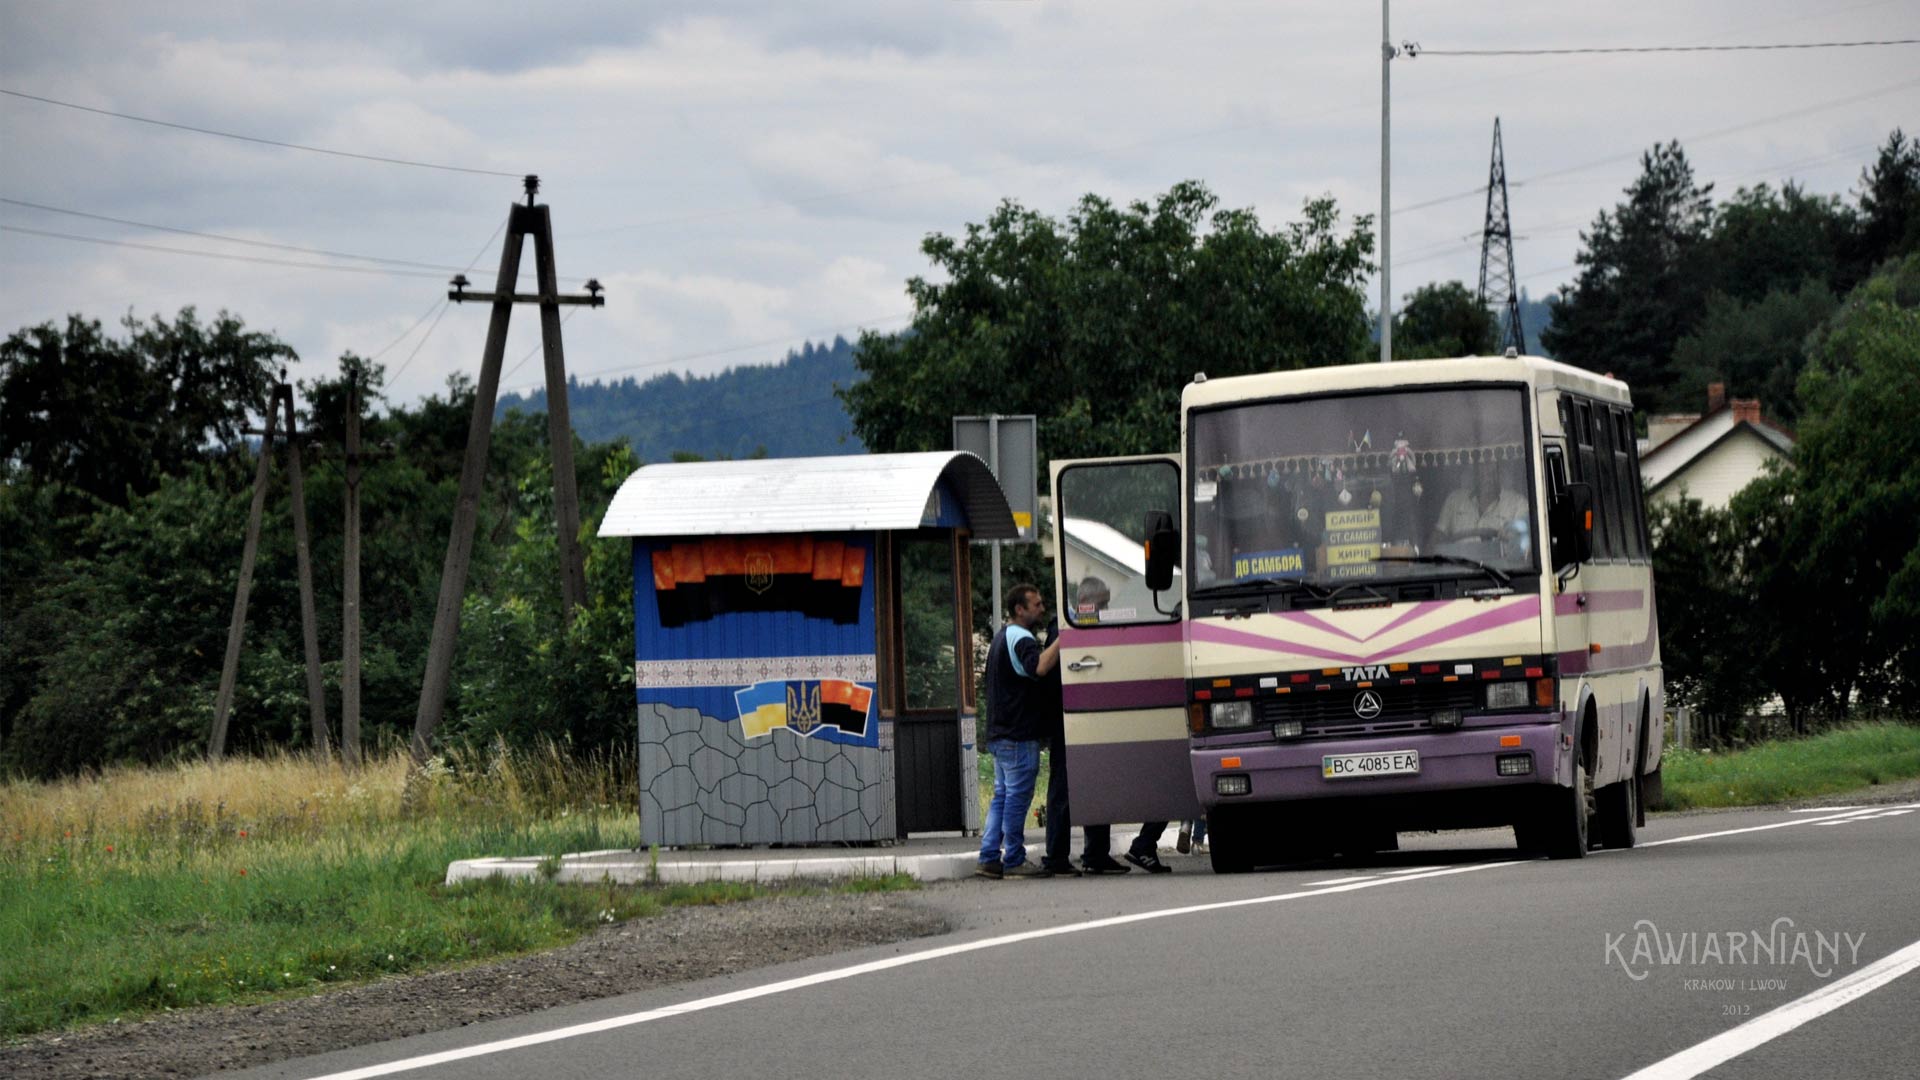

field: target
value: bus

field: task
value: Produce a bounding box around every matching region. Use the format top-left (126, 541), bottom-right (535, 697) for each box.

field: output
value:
top-left (1049, 355), bottom-right (1663, 871)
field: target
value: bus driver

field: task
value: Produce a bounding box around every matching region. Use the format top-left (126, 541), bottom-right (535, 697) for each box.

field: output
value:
top-left (1433, 457), bottom-right (1527, 548)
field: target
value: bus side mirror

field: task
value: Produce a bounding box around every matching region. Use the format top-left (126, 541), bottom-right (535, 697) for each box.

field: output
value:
top-left (1143, 510), bottom-right (1179, 592)
top-left (1551, 482), bottom-right (1595, 567)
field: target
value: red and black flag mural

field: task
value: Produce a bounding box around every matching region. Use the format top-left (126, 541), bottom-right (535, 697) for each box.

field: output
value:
top-left (652, 535), bottom-right (866, 627)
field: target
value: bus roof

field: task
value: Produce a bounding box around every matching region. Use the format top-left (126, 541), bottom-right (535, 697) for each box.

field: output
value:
top-left (1182, 355), bottom-right (1633, 412)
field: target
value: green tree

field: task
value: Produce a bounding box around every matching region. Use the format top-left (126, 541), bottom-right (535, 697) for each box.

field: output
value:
top-left (1707, 183), bottom-right (1851, 303)
top-left (1543, 142), bottom-right (1715, 414)
top-left (1393, 281), bottom-right (1500, 359)
top-left (0, 309), bottom-right (295, 507)
top-left (1647, 497), bottom-right (1763, 733)
top-left (1668, 280), bottom-right (1837, 424)
top-left (840, 181), bottom-right (1375, 462)
top-left (1850, 128), bottom-right (1920, 277)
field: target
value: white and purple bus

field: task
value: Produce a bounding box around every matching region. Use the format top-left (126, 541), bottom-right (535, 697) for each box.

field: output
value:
top-left (1050, 355), bottom-right (1663, 871)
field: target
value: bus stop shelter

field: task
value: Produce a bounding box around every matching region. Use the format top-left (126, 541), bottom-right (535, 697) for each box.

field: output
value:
top-left (599, 451), bottom-right (1018, 847)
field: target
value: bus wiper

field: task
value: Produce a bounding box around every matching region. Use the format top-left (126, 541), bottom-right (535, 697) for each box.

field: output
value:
top-left (1369, 553), bottom-right (1511, 587)
top-left (1192, 576), bottom-right (1308, 597)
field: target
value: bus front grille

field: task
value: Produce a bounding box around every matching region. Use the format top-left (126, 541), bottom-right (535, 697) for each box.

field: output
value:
top-left (1256, 684), bottom-right (1481, 738)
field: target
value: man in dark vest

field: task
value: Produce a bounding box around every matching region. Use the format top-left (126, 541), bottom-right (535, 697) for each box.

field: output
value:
top-left (976, 583), bottom-right (1060, 879)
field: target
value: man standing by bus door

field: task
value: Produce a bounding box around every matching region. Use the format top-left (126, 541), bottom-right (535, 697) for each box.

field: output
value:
top-left (1040, 576), bottom-right (1174, 876)
top-left (977, 584), bottom-right (1062, 880)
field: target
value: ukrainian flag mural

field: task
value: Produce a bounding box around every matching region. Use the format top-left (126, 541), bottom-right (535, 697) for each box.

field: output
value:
top-left (733, 678), bottom-right (877, 747)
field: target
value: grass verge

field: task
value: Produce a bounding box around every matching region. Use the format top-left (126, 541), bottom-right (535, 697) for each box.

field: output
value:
top-left (0, 746), bottom-right (915, 1040)
top-left (1656, 721), bottom-right (1920, 811)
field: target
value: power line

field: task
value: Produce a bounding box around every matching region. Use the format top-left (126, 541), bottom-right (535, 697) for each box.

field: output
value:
top-left (1390, 74), bottom-right (1920, 218)
top-left (0, 195), bottom-right (586, 286)
top-left (366, 298), bottom-right (448, 363)
top-left (1410, 38), bottom-right (1920, 58)
top-left (0, 87), bottom-right (522, 178)
top-left (384, 221), bottom-right (509, 384)
top-left (1, 224), bottom-right (452, 278)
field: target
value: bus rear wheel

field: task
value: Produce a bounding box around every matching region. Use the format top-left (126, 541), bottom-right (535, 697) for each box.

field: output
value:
top-left (1596, 744), bottom-right (1640, 850)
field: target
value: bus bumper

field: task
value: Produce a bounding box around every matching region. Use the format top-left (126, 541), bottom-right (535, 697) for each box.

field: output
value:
top-left (1194, 718), bottom-right (1568, 810)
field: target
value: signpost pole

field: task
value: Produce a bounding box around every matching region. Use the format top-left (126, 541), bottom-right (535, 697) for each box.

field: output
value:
top-left (988, 414), bottom-right (1002, 636)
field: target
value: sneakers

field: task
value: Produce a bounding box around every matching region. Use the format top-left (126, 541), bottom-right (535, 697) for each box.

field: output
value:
top-left (1125, 850), bottom-right (1172, 874)
top-left (1080, 853), bottom-right (1132, 875)
top-left (1003, 860), bottom-right (1053, 878)
top-left (1176, 824), bottom-right (1193, 854)
top-left (1040, 860), bottom-right (1083, 878)
top-left (975, 860), bottom-right (1004, 880)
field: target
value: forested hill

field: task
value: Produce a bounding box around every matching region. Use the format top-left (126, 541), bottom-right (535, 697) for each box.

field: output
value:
top-left (497, 336), bottom-right (866, 461)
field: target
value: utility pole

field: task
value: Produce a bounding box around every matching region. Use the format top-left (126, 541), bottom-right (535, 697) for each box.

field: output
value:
top-left (410, 175), bottom-right (604, 768)
top-left (339, 365), bottom-right (395, 770)
top-left (208, 375), bottom-right (331, 761)
top-left (1477, 118), bottom-right (1527, 354)
top-left (1380, 0), bottom-right (1395, 363)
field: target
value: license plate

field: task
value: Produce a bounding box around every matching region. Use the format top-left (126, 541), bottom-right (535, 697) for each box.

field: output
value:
top-left (1322, 749), bottom-right (1420, 780)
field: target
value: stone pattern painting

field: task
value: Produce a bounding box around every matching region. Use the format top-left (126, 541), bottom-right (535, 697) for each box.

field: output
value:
top-left (638, 701), bottom-right (895, 847)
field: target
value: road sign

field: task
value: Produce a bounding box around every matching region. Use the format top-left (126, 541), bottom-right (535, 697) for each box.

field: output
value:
top-left (952, 415), bottom-right (1037, 543)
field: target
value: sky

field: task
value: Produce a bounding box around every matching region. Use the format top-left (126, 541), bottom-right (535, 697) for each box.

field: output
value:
top-left (2, 1), bottom-right (1916, 411)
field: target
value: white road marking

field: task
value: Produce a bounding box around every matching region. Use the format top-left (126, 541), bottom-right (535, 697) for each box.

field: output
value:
top-left (1618, 935), bottom-right (1920, 1080)
top-left (297, 860), bottom-right (1519, 1080)
top-left (1788, 806), bottom-right (1863, 813)
top-left (299, 802), bottom-right (1920, 1080)
top-left (1637, 803), bottom-right (1920, 848)
top-left (1304, 875), bottom-right (1379, 885)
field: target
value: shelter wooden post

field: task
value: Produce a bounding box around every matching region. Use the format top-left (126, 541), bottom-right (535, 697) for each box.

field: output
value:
top-left (209, 388), bottom-right (282, 761)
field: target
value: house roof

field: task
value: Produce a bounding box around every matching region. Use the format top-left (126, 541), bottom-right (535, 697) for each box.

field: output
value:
top-left (1639, 408), bottom-right (1795, 492)
top-left (598, 451), bottom-right (1019, 540)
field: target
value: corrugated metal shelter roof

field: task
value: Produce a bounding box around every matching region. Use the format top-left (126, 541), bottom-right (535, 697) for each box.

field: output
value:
top-left (598, 451), bottom-right (1019, 540)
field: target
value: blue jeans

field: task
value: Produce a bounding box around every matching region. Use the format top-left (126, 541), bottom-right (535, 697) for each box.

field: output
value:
top-left (979, 739), bottom-right (1041, 868)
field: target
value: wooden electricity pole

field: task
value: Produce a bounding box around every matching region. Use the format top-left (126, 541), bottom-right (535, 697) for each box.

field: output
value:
top-left (208, 375), bottom-right (332, 762)
top-left (410, 175), bottom-right (604, 767)
top-left (341, 369), bottom-right (367, 769)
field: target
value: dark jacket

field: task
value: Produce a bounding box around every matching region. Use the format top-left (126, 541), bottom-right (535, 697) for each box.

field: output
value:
top-left (984, 623), bottom-right (1048, 743)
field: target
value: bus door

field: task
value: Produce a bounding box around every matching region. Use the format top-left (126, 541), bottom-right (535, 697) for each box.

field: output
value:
top-left (1050, 455), bottom-right (1201, 825)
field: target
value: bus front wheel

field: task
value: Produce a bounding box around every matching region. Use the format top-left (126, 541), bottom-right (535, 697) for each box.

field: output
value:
top-left (1595, 744), bottom-right (1640, 850)
top-left (1208, 809), bottom-right (1256, 874)
top-left (1538, 757), bottom-right (1592, 859)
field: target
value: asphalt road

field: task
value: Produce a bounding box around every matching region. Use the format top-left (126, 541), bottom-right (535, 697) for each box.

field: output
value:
top-left (233, 801), bottom-right (1920, 1080)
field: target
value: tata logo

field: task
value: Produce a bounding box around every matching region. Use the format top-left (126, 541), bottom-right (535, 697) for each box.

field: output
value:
top-left (1341, 665), bottom-right (1390, 681)
top-left (1353, 691), bottom-right (1384, 720)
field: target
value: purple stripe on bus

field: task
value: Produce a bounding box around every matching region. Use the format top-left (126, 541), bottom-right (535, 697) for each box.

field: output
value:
top-left (1276, 608), bottom-right (1366, 643)
top-left (1553, 589), bottom-right (1645, 616)
top-left (1062, 678), bottom-right (1187, 711)
top-left (1189, 597), bottom-right (1541, 666)
top-left (1384, 597), bottom-right (1542, 657)
top-left (1058, 621), bottom-right (1185, 647)
top-left (1558, 602), bottom-right (1659, 675)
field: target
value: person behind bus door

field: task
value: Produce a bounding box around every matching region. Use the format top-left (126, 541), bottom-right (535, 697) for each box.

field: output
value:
top-left (1041, 575), bottom-right (1173, 876)
top-left (1432, 455), bottom-right (1527, 550)
top-left (976, 584), bottom-right (1061, 880)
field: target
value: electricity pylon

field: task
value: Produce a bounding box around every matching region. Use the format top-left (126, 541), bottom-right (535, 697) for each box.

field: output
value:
top-left (1477, 118), bottom-right (1526, 354)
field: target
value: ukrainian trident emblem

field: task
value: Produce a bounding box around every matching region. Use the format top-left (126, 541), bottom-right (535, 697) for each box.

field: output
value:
top-left (786, 681), bottom-right (823, 735)
top-left (745, 551), bottom-right (774, 594)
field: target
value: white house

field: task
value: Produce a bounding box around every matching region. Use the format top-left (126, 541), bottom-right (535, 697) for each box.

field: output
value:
top-left (1638, 383), bottom-right (1795, 510)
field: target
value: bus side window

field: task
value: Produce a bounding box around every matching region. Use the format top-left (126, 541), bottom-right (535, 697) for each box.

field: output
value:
top-left (1614, 408), bottom-right (1648, 562)
top-left (1544, 444), bottom-right (1573, 568)
top-left (1571, 399), bottom-right (1614, 559)
top-left (1591, 401), bottom-right (1626, 559)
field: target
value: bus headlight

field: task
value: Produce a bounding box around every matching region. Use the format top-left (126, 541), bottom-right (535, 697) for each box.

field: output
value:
top-left (1210, 701), bottom-right (1255, 728)
top-left (1272, 719), bottom-right (1304, 739)
top-left (1486, 681), bottom-right (1530, 709)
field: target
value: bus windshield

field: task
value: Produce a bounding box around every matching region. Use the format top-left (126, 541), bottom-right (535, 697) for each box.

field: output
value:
top-left (1189, 386), bottom-right (1537, 595)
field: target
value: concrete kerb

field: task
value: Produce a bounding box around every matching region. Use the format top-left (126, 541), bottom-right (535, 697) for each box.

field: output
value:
top-left (443, 823), bottom-right (1194, 888)
top-left (443, 849), bottom-right (981, 887)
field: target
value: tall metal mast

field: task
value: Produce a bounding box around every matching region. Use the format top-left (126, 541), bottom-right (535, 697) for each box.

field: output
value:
top-left (1477, 117), bottom-right (1526, 353)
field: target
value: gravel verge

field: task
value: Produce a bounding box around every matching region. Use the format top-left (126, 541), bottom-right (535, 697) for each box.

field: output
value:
top-left (0, 890), bottom-right (950, 1079)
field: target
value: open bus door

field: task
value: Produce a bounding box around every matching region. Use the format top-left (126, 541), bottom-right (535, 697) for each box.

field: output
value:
top-left (1050, 455), bottom-right (1201, 826)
